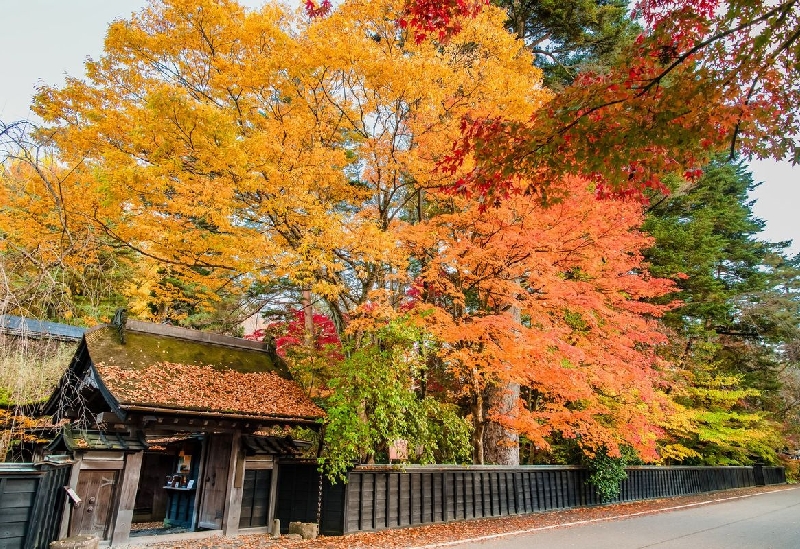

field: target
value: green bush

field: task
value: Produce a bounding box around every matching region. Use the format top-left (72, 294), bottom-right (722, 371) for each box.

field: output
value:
top-left (585, 446), bottom-right (635, 502)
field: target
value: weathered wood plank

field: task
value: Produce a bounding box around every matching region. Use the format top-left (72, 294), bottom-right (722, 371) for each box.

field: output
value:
top-left (362, 473), bottom-right (374, 530)
top-left (399, 473), bottom-right (410, 527)
top-left (222, 431), bottom-right (243, 536)
top-left (0, 491), bottom-right (36, 509)
top-left (410, 473), bottom-right (421, 525)
top-left (442, 472), bottom-right (451, 522)
top-left (197, 434), bottom-right (233, 531)
top-left (110, 450), bottom-right (144, 545)
top-left (0, 522), bottom-right (27, 539)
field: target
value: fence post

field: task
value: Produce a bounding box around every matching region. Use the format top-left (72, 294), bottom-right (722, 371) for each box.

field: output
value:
top-left (753, 464), bottom-right (765, 486)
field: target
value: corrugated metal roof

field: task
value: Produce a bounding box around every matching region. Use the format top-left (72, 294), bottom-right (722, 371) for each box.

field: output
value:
top-left (0, 315), bottom-right (85, 341)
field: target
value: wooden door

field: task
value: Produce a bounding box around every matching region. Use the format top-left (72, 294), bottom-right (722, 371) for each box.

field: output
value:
top-left (71, 470), bottom-right (119, 540)
top-left (197, 434), bottom-right (232, 530)
top-left (239, 468), bottom-right (271, 528)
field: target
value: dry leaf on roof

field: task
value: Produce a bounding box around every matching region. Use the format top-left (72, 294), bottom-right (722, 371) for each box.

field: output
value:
top-left (96, 362), bottom-right (324, 419)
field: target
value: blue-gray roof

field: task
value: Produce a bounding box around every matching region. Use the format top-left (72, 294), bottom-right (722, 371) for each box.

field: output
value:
top-left (0, 315), bottom-right (85, 342)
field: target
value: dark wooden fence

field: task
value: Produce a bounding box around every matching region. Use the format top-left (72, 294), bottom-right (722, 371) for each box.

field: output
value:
top-left (319, 464), bottom-right (786, 535)
top-left (0, 461), bottom-right (71, 549)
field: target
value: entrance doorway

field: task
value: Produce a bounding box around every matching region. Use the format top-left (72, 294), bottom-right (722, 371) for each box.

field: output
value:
top-left (70, 470), bottom-right (118, 540)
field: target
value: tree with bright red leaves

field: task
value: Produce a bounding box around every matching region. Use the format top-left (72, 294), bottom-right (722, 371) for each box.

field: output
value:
top-left (309, 0), bottom-right (799, 202)
top-left (246, 309), bottom-right (342, 396)
top-left (399, 0), bottom-right (489, 43)
top-left (303, 0), bottom-right (332, 17)
top-left (440, 0), bottom-right (799, 202)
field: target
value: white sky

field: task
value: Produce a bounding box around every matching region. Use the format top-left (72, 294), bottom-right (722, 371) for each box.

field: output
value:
top-left (1, 1), bottom-right (797, 256)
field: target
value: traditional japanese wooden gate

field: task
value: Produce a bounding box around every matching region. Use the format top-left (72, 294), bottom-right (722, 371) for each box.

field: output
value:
top-left (197, 434), bottom-right (233, 530)
top-left (239, 468), bottom-right (272, 528)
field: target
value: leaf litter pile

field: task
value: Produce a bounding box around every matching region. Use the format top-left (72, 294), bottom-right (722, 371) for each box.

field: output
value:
top-left (141, 485), bottom-right (794, 549)
top-left (97, 362), bottom-right (324, 418)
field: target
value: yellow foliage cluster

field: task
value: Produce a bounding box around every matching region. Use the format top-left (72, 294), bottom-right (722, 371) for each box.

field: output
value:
top-left (0, 0), bottom-right (544, 326)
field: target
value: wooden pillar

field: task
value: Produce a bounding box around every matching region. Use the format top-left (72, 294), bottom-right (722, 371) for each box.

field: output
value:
top-left (222, 431), bottom-right (243, 537)
top-left (266, 459), bottom-right (280, 530)
top-left (191, 435), bottom-right (209, 530)
top-left (109, 451), bottom-right (144, 545)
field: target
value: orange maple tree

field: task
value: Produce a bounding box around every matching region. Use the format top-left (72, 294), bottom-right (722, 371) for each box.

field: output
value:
top-left (402, 176), bottom-right (677, 463)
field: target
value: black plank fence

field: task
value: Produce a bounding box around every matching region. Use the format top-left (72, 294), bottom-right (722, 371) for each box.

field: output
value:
top-left (0, 461), bottom-right (71, 549)
top-left (318, 464), bottom-right (786, 535)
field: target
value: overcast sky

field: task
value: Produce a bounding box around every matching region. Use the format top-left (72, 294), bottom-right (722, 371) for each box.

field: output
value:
top-left (1, 0), bottom-right (797, 255)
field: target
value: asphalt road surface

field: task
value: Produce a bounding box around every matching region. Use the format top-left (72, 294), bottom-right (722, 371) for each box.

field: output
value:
top-left (448, 487), bottom-right (800, 549)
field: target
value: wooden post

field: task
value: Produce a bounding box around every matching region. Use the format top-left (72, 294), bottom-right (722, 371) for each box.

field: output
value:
top-left (222, 431), bottom-right (243, 537)
top-left (191, 435), bottom-right (208, 530)
top-left (109, 451), bottom-right (144, 545)
top-left (266, 459), bottom-right (280, 532)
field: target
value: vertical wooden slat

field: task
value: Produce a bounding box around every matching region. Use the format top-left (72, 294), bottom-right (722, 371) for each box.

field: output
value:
top-left (36, 465), bottom-right (68, 549)
top-left (469, 472), bottom-right (477, 518)
top-left (23, 469), bottom-right (46, 549)
top-left (409, 473), bottom-right (417, 525)
top-left (565, 470), bottom-right (575, 509)
top-left (372, 473), bottom-right (378, 530)
top-left (544, 471), bottom-right (553, 510)
top-left (399, 473), bottom-right (409, 527)
top-left (359, 471), bottom-right (366, 531)
top-left (31, 468), bottom-right (53, 549)
top-left (385, 473), bottom-right (392, 529)
top-left (222, 431), bottom-right (243, 537)
top-left (110, 451), bottom-right (144, 545)
top-left (523, 472), bottom-right (531, 513)
top-left (486, 471), bottom-right (491, 517)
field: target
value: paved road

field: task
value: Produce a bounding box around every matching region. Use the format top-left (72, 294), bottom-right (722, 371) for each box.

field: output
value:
top-left (448, 487), bottom-right (800, 549)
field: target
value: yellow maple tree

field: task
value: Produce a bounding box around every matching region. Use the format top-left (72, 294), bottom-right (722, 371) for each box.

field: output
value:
top-left (23, 0), bottom-right (547, 328)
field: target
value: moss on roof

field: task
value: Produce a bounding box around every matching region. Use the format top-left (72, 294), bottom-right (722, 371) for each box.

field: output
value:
top-left (81, 323), bottom-right (323, 420)
top-left (85, 326), bottom-right (289, 377)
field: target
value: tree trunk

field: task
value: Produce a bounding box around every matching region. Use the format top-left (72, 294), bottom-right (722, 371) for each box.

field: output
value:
top-left (483, 381), bottom-right (520, 465)
top-left (472, 417), bottom-right (485, 465)
top-left (472, 370), bottom-right (485, 464)
top-left (302, 289), bottom-right (314, 348)
top-left (483, 303), bottom-right (521, 465)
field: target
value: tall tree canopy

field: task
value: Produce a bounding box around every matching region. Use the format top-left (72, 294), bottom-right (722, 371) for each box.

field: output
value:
top-left (401, 0), bottom-right (800, 202)
top-left (405, 176), bottom-right (676, 463)
top-left (496, 0), bottom-right (639, 86)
